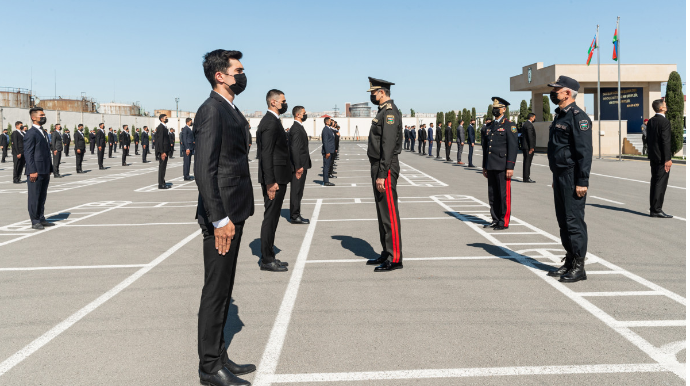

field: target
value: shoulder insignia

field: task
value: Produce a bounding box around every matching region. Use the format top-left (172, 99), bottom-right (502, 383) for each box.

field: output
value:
top-left (385, 103), bottom-right (393, 110)
top-left (573, 109), bottom-right (580, 114)
top-left (579, 120), bottom-right (590, 131)
top-left (386, 115), bottom-right (395, 125)
top-left (511, 126), bottom-right (517, 133)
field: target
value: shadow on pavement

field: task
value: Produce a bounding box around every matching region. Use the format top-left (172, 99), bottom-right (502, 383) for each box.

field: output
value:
top-left (47, 212), bottom-right (71, 222)
top-left (587, 203), bottom-right (649, 217)
top-left (331, 235), bottom-right (378, 260)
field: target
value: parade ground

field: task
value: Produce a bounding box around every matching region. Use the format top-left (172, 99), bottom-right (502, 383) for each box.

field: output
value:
top-left (0, 141), bottom-right (685, 385)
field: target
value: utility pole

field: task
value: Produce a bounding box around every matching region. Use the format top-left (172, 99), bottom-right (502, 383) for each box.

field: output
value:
top-left (616, 16), bottom-right (622, 161)
top-left (175, 97), bottom-right (180, 130)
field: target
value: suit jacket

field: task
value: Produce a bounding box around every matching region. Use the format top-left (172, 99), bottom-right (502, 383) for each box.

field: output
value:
top-left (51, 131), bottom-right (63, 152)
top-left (74, 130), bottom-right (86, 150)
top-left (467, 124), bottom-right (475, 145)
top-left (257, 112), bottom-right (291, 185)
top-left (141, 132), bottom-right (150, 145)
top-left (24, 126), bottom-right (53, 175)
top-left (427, 127), bottom-right (434, 141)
top-left (0, 133), bottom-right (8, 148)
top-left (154, 124), bottom-right (171, 156)
top-left (180, 126), bottom-right (195, 153)
top-left (133, 131), bottom-right (140, 143)
top-left (482, 117), bottom-right (518, 171)
top-left (62, 132), bottom-right (71, 144)
top-left (409, 129), bottom-right (416, 139)
top-left (456, 126), bottom-right (466, 143)
top-left (404, 128), bottom-right (409, 140)
top-left (194, 91), bottom-right (254, 224)
top-left (418, 128), bottom-right (426, 141)
top-left (108, 132), bottom-right (116, 145)
top-left (89, 132), bottom-right (96, 144)
top-left (646, 114), bottom-right (672, 163)
top-left (96, 129), bottom-right (106, 147)
top-left (521, 121), bottom-right (536, 150)
top-left (11, 130), bottom-right (24, 155)
top-left (169, 132), bottom-right (176, 148)
top-left (435, 127), bottom-right (443, 142)
top-left (122, 132), bottom-right (131, 146)
top-left (444, 126), bottom-right (453, 143)
top-left (289, 121), bottom-right (312, 172)
top-left (321, 125), bottom-right (335, 155)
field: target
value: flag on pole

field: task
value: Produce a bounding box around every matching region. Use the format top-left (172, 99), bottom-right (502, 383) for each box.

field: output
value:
top-left (612, 28), bottom-right (619, 61)
top-left (586, 34), bottom-right (597, 65)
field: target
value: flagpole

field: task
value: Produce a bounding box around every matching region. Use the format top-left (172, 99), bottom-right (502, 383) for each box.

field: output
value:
top-left (617, 16), bottom-right (621, 161)
top-left (597, 24), bottom-right (601, 159)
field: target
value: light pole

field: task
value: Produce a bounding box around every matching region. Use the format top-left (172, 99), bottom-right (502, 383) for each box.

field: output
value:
top-left (175, 97), bottom-right (180, 131)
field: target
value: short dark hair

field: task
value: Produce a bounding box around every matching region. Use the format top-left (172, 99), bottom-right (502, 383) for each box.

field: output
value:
top-left (266, 89), bottom-right (284, 108)
top-left (470, 119), bottom-right (476, 122)
top-left (159, 114), bottom-right (167, 121)
top-left (15, 121), bottom-right (22, 127)
top-left (143, 126), bottom-right (148, 129)
top-left (55, 124), bottom-right (61, 129)
top-left (78, 124), bottom-right (83, 128)
top-left (652, 99), bottom-right (665, 113)
top-left (527, 113), bottom-right (536, 119)
top-left (123, 124), bottom-right (128, 129)
top-left (324, 117), bottom-right (330, 124)
top-left (99, 123), bottom-right (104, 127)
top-left (446, 121), bottom-right (451, 124)
top-left (29, 107), bottom-right (43, 116)
top-left (186, 118), bottom-right (192, 123)
top-left (292, 105), bottom-right (304, 117)
top-left (203, 49), bottom-right (243, 87)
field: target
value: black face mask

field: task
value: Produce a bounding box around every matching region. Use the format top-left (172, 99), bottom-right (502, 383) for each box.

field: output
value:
top-left (38, 117), bottom-right (47, 125)
top-left (229, 73), bottom-right (247, 95)
top-left (549, 90), bottom-right (562, 105)
top-left (370, 94), bottom-right (380, 105)
top-left (164, 119), bottom-right (169, 123)
top-left (301, 114), bottom-right (308, 122)
top-left (492, 107), bottom-right (502, 117)
top-left (278, 102), bottom-right (288, 115)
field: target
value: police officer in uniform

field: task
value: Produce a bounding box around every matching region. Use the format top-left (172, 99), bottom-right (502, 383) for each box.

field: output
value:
top-left (365, 77), bottom-right (403, 272)
top-left (545, 76), bottom-right (592, 283)
top-left (482, 97), bottom-right (517, 230)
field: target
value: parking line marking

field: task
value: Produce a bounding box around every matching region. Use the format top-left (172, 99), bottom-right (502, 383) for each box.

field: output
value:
top-left (253, 200), bottom-right (323, 386)
top-left (0, 264), bottom-right (147, 272)
top-left (577, 291), bottom-right (663, 297)
top-left (590, 172), bottom-right (685, 190)
top-left (64, 222), bottom-right (197, 227)
top-left (306, 256), bottom-right (512, 264)
top-left (616, 320), bottom-right (686, 327)
top-left (0, 230), bottom-right (200, 377)
top-left (590, 196), bottom-right (625, 205)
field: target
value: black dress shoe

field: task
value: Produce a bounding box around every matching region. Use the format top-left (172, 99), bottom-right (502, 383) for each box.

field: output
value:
top-left (328, 174), bottom-right (337, 179)
top-left (224, 359), bottom-right (256, 376)
top-left (483, 222), bottom-right (498, 228)
top-left (99, 167), bottom-right (105, 170)
top-left (260, 261), bottom-right (288, 272)
top-left (331, 171), bottom-right (337, 174)
top-left (199, 367), bottom-right (250, 386)
top-left (158, 185), bottom-right (169, 189)
top-left (524, 179), bottom-right (536, 183)
top-left (374, 260), bottom-right (403, 272)
top-left (493, 225), bottom-right (509, 230)
top-left (324, 182), bottom-right (335, 186)
top-left (468, 165), bottom-right (476, 167)
top-left (275, 259), bottom-right (289, 267)
top-left (32, 223), bottom-right (44, 230)
top-left (650, 211), bottom-right (673, 218)
top-left (40, 221), bottom-right (55, 227)
top-left (54, 174), bottom-right (62, 178)
top-left (290, 216), bottom-right (309, 224)
top-left (366, 255), bottom-right (387, 265)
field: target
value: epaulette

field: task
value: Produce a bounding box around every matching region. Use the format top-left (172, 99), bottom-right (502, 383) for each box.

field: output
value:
top-left (573, 109), bottom-right (581, 114)
top-left (384, 103), bottom-right (393, 110)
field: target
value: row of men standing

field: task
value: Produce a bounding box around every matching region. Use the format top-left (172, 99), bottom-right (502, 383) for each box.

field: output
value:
top-left (320, 117), bottom-right (339, 186)
top-left (404, 121), bottom-right (476, 166)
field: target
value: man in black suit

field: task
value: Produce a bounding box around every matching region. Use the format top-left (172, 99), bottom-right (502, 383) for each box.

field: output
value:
top-left (51, 124), bottom-right (63, 178)
top-left (74, 124), bottom-right (86, 173)
top-left (121, 125), bottom-right (131, 166)
top-left (89, 129), bottom-right (96, 154)
top-left (256, 89), bottom-right (291, 273)
top-left (133, 128), bottom-right (140, 155)
top-left (169, 128), bottom-right (176, 159)
top-left (321, 117), bottom-right (335, 186)
top-left (24, 107), bottom-right (55, 230)
top-left (194, 49), bottom-right (255, 386)
top-left (107, 128), bottom-right (115, 158)
top-left (11, 122), bottom-right (26, 183)
top-left (444, 121), bottom-right (453, 161)
top-left (467, 119), bottom-right (476, 167)
top-left (647, 99), bottom-right (674, 218)
top-left (155, 114), bottom-right (171, 189)
top-left (521, 113), bottom-right (537, 183)
top-left (62, 129), bottom-right (71, 156)
top-left (0, 128), bottom-right (8, 162)
top-left (141, 126), bottom-right (150, 163)
top-left (96, 123), bottom-right (106, 169)
top-left (289, 105), bottom-right (311, 224)
top-left (180, 118), bottom-right (195, 180)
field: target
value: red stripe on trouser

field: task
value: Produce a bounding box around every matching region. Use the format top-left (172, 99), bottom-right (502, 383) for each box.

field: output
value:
top-left (504, 177), bottom-right (511, 226)
top-left (385, 171), bottom-right (400, 262)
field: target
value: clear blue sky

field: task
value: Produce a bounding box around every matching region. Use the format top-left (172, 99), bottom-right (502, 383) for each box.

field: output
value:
top-left (1, 0), bottom-right (685, 116)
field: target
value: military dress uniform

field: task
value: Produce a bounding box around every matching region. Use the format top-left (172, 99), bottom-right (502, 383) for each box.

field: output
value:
top-left (545, 76), bottom-right (592, 283)
top-left (365, 77), bottom-right (403, 272)
top-left (482, 97), bottom-right (518, 230)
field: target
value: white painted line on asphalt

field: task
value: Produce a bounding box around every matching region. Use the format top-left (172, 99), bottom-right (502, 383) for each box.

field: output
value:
top-left (660, 340), bottom-right (686, 356)
top-left (253, 200), bottom-right (322, 386)
top-left (399, 161), bottom-right (448, 187)
top-left (672, 216), bottom-right (686, 221)
top-left (503, 242), bottom-right (561, 245)
top-left (491, 232), bottom-right (540, 235)
top-left (319, 217), bottom-right (453, 222)
top-left (616, 320), bottom-right (686, 327)
top-left (587, 271), bottom-right (625, 275)
top-left (0, 229), bottom-right (200, 377)
top-left (63, 222), bottom-right (198, 227)
top-left (306, 256), bottom-right (512, 264)
top-left (590, 195), bottom-right (625, 205)
top-left (577, 291), bottom-right (663, 297)
top-left (270, 363), bottom-right (668, 383)
top-left (0, 264), bottom-right (147, 272)
top-left (590, 172), bottom-right (685, 190)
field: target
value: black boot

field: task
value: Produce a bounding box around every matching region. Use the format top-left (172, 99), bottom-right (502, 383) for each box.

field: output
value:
top-left (560, 255), bottom-right (587, 283)
top-left (546, 253), bottom-right (572, 277)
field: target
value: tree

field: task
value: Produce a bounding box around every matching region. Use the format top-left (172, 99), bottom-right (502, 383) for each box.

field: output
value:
top-left (410, 108), bottom-right (415, 117)
top-left (543, 95), bottom-right (553, 121)
top-left (462, 109), bottom-right (471, 130)
top-left (518, 100), bottom-right (529, 127)
top-left (50, 124), bottom-right (55, 132)
top-left (504, 105), bottom-right (510, 121)
top-left (528, 98), bottom-right (532, 114)
top-left (486, 104), bottom-right (493, 121)
top-left (665, 71), bottom-right (684, 155)
top-left (436, 111), bottom-right (444, 126)
top-left (471, 107), bottom-right (476, 123)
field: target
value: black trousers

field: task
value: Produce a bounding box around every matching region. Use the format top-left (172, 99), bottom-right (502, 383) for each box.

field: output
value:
top-left (28, 173), bottom-right (50, 224)
top-left (13, 154), bottom-right (25, 182)
top-left (142, 145), bottom-right (148, 162)
top-left (404, 139), bottom-right (409, 150)
top-left (158, 156), bottom-right (168, 186)
top-left (522, 150), bottom-right (534, 181)
top-left (322, 156), bottom-right (331, 183)
top-left (76, 149), bottom-right (84, 172)
top-left (436, 141), bottom-right (442, 157)
top-left (183, 152), bottom-right (192, 178)
top-left (198, 219), bottom-right (244, 374)
top-left (135, 143), bottom-right (139, 154)
top-left (370, 157), bottom-right (402, 263)
top-left (290, 169), bottom-right (307, 220)
top-left (410, 139), bottom-right (415, 151)
top-left (445, 142), bottom-right (452, 160)
top-left (98, 147), bottom-right (105, 168)
top-left (90, 142), bottom-right (95, 154)
top-left (122, 147), bottom-right (128, 165)
top-left (260, 183), bottom-right (287, 264)
top-left (468, 145), bottom-right (474, 166)
top-left (650, 161), bottom-right (670, 213)
top-left (417, 139), bottom-right (422, 153)
top-left (1, 147), bottom-right (7, 162)
top-left (487, 169), bottom-right (512, 227)
top-left (53, 151), bottom-right (61, 176)
top-left (63, 144), bottom-right (70, 156)
top-left (108, 144), bottom-right (113, 157)
top-left (328, 154), bottom-right (335, 175)
top-left (552, 168), bottom-right (588, 258)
